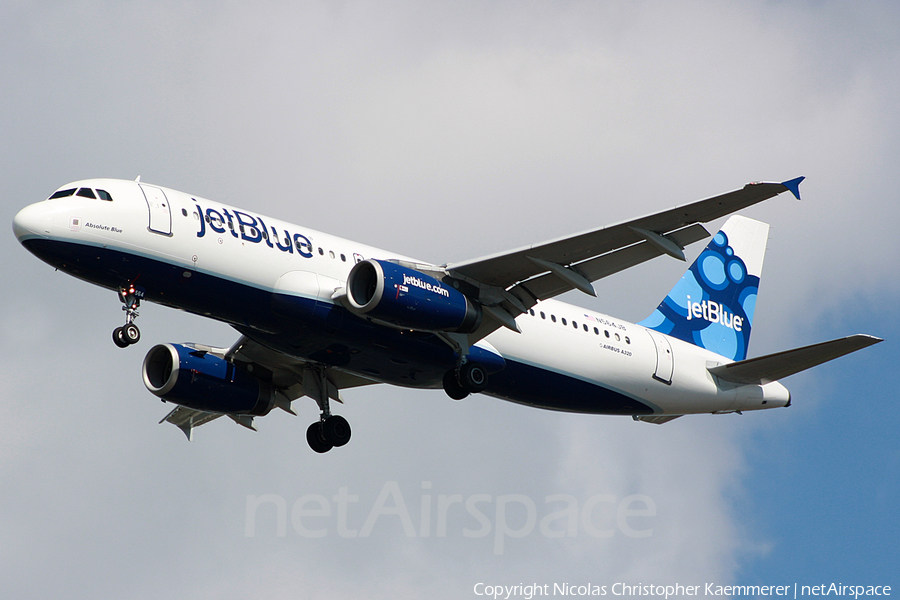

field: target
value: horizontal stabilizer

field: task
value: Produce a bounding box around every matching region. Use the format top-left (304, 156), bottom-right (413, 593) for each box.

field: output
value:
top-left (709, 334), bottom-right (882, 385)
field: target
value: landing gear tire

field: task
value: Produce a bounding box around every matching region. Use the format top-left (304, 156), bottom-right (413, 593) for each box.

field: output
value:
top-left (113, 324), bottom-right (141, 347)
top-left (323, 415), bottom-right (351, 447)
top-left (443, 369), bottom-right (470, 400)
top-left (307, 422), bottom-right (333, 453)
top-left (459, 361), bottom-right (488, 393)
top-left (306, 416), bottom-right (351, 452)
top-left (112, 327), bottom-right (130, 348)
top-left (122, 324), bottom-right (141, 345)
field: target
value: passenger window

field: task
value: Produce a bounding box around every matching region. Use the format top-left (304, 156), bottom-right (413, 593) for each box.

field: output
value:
top-left (583, 324), bottom-right (588, 332)
top-left (551, 315), bottom-right (557, 323)
top-left (572, 321), bottom-right (578, 329)
top-left (181, 208), bottom-right (188, 217)
top-left (605, 330), bottom-right (610, 338)
top-left (97, 189), bottom-right (113, 201)
top-left (341, 254), bottom-right (347, 262)
top-left (540, 312), bottom-right (546, 319)
top-left (562, 318), bottom-right (567, 326)
top-left (76, 188), bottom-right (96, 199)
top-left (49, 188), bottom-right (76, 199)
top-left (593, 327), bottom-right (599, 335)
top-left (625, 337), bottom-right (631, 345)
top-left (318, 248), bottom-right (324, 256)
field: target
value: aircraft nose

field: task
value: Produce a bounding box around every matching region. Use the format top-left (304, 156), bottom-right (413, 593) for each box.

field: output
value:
top-left (12, 202), bottom-right (52, 241)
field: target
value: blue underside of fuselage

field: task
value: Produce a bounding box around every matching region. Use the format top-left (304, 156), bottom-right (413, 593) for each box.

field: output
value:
top-left (22, 237), bottom-right (653, 416)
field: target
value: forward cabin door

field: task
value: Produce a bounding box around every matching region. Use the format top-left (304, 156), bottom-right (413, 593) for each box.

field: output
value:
top-left (140, 184), bottom-right (172, 235)
top-left (647, 330), bottom-right (674, 384)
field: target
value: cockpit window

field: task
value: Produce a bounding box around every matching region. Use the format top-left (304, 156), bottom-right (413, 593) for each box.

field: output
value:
top-left (49, 187), bottom-right (113, 201)
top-left (49, 188), bottom-right (76, 199)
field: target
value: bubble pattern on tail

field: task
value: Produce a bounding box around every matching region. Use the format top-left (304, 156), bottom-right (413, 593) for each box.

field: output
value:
top-left (639, 229), bottom-right (760, 361)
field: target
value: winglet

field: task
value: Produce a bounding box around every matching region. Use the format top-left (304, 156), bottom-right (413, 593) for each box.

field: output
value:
top-left (780, 176), bottom-right (805, 200)
top-left (177, 423), bottom-right (194, 442)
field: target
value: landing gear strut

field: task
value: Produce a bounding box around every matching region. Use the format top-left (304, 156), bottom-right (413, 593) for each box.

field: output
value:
top-left (442, 361), bottom-right (489, 400)
top-left (305, 367), bottom-right (352, 453)
top-left (113, 284), bottom-right (144, 348)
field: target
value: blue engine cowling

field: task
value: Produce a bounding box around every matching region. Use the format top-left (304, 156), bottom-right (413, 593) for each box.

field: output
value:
top-left (142, 343), bottom-right (275, 415)
top-left (345, 259), bottom-right (482, 333)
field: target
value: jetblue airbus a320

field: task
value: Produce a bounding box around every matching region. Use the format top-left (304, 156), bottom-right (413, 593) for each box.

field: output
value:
top-left (12, 177), bottom-right (881, 451)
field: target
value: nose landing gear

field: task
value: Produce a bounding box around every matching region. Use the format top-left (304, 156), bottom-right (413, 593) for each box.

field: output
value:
top-left (113, 284), bottom-right (144, 348)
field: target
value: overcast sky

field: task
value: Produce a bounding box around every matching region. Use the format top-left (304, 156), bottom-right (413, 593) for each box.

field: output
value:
top-left (2, 2), bottom-right (898, 598)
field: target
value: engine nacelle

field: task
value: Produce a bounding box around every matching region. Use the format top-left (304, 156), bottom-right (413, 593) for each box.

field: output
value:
top-left (142, 343), bottom-right (276, 415)
top-left (345, 259), bottom-right (482, 333)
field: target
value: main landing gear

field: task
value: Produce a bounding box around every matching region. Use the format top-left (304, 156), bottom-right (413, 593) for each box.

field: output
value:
top-left (113, 284), bottom-right (143, 348)
top-left (442, 361), bottom-right (488, 400)
top-left (306, 415), bottom-right (351, 454)
top-left (305, 367), bottom-right (352, 453)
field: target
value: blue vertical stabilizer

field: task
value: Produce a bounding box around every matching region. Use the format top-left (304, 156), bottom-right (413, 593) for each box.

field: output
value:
top-left (638, 216), bottom-right (769, 361)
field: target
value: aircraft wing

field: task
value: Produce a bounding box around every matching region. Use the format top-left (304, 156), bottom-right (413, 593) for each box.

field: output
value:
top-left (225, 335), bottom-right (378, 396)
top-left (445, 178), bottom-right (803, 338)
top-left (159, 336), bottom-right (378, 440)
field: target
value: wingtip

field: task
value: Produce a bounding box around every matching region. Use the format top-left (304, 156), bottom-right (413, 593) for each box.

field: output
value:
top-left (178, 423), bottom-right (194, 442)
top-left (780, 176), bottom-right (805, 200)
top-left (855, 334), bottom-right (884, 346)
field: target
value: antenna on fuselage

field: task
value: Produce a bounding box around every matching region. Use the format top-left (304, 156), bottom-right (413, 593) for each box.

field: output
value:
top-left (134, 175), bottom-right (141, 182)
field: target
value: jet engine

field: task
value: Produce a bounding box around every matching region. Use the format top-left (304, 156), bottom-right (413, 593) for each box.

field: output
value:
top-left (142, 343), bottom-right (276, 415)
top-left (345, 259), bottom-right (482, 333)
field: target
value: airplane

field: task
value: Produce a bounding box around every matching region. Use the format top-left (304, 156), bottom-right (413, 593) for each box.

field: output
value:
top-left (12, 176), bottom-right (882, 451)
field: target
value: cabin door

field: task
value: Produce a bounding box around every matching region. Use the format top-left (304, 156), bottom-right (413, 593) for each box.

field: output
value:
top-left (140, 184), bottom-right (172, 235)
top-left (647, 330), bottom-right (674, 385)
